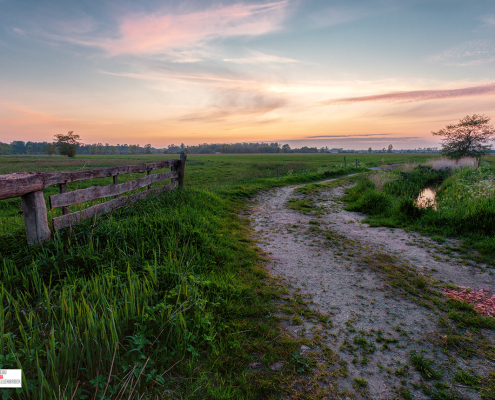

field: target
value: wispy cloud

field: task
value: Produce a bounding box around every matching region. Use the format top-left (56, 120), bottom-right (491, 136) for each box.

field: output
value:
top-left (74, 1), bottom-right (290, 56)
top-left (12, 27), bottom-right (25, 36)
top-left (307, 4), bottom-right (372, 28)
top-left (430, 40), bottom-right (495, 66)
top-left (480, 15), bottom-right (495, 26)
top-left (316, 136), bottom-right (420, 143)
top-left (320, 82), bottom-right (495, 105)
top-left (0, 103), bottom-right (74, 127)
top-left (307, 133), bottom-right (390, 138)
top-left (223, 50), bottom-right (298, 64)
top-left (179, 90), bottom-right (288, 122)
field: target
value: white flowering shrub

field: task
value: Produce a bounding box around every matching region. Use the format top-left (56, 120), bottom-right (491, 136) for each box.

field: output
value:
top-left (437, 166), bottom-right (495, 213)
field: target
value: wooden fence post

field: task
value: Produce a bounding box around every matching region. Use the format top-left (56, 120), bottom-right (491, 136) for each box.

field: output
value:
top-left (178, 151), bottom-right (187, 188)
top-left (20, 191), bottom-right (51, 245)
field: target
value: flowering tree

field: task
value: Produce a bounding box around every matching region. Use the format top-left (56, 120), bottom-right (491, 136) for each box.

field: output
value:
top-left (432, 114), bottom-right (495, 162)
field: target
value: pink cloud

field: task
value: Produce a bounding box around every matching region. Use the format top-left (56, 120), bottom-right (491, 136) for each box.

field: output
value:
top-left (320, 82), bottom-right (495, 105)
top-left (0, 103), bottom-right (110, 141)
top-left (0, 104), bottom-right (74, 127)
top-left (103, 1), bottom-right (289, 55)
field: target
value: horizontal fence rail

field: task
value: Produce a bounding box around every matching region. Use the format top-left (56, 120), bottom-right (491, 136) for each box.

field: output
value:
top-left (0, 152), bottom-right (187, 245)
top-left (52, 182), bottom-right (178, 230)
top-left (49, 171), bottom-right (179, 208)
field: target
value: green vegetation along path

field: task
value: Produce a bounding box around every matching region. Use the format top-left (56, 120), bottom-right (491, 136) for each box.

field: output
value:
top-left (247, 175), bottom-right (494, 399)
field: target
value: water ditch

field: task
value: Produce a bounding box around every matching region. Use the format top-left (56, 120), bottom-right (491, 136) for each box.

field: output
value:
top-left (415, 187), bottom-right (438, 210)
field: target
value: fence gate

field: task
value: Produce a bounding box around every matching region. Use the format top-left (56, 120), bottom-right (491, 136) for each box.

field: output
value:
top-left (0, 152), bottom-right (187, 245)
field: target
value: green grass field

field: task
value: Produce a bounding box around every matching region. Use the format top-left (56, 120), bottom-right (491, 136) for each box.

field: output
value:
top-left (0, 153), bottom-right (445, 399)
top-left (0, 153), bottom-right (432, 237)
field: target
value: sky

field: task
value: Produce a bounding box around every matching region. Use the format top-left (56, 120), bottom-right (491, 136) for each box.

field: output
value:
top-left (1, 0), bottom-right (495, 149)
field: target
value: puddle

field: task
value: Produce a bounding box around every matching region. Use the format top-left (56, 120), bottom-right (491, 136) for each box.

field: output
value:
top-left (416, 188), bottom-right (437, 210)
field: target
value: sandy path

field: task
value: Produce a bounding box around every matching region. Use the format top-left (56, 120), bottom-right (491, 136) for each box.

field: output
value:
top-left (247, 177), bottom-right (493, 399)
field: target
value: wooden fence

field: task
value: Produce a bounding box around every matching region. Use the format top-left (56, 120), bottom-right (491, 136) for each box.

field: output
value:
top-left (0, 152), bottom-right (187, 245)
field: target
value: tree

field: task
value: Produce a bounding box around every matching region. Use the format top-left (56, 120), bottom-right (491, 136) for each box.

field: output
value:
top-left (144, 144), bottom-right (152, 154)
top-left (432, 114), bottom-right (495, 162)
top-left (368, 147), bottom-right (372, 153)
top-left (282, 144), bottom-right (291, 153)
top-left (129, 144), bottom-right (140, 154)
top-left (54, 131), bottom-right (80, 157)
top-left (11, 141), bottom-right (26, 154)
top-left (387, 144), bottom-right (393, 153)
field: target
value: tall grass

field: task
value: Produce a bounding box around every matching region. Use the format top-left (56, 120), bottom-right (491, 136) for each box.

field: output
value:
top-left (344, 159), bottom-right (495, 263)
top-left (0, 163), bottom-right (368, 399)
top-left (400, 156), bottom-right (476, 172)
top-left (0, 189), bottom-right (271, 398)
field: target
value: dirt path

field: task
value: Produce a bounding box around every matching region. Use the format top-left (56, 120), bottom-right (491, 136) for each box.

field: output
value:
top-left (247, 176), bottom-right (494, 400)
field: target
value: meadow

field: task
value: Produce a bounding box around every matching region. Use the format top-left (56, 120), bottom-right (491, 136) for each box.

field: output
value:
top-left (0, 153), bottom-right (431, 237)
top-left (0, 152), bottom-right (459, 399)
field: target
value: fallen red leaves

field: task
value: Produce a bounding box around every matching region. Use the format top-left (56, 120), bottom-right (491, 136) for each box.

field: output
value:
top-left (442, 287), bottom-right (495, 318)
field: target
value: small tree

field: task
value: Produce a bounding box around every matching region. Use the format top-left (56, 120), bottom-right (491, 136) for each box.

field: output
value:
top-left (368, 147), bottom-right (372, 153)
top-left (144, 144), bottom-right (152, 154)
top-left (44, 143), bottom-right (56, 156)
top-left (54, 131), bottom-right (80, 157)
top-left (432, 114), bottom-right (495, 162)
top-left (387, 144), bottom-right (393, 153)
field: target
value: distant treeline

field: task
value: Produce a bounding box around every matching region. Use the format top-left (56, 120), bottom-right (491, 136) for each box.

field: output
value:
top-left (0, 141), bottom-right (49, 155)
top-left (0, 140), bottom-right (323, 155)
top-left (179, 142), bottom-right (320, 154)
top-left (3, 140), bottom-right (477, 156)
top-left (0, 141), bottom-right (162, 155)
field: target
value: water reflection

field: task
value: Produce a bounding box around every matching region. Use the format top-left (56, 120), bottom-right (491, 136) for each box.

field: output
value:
top-left (416, 188), bottom-right (437, 210)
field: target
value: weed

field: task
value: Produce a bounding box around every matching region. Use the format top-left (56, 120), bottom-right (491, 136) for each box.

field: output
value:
top-left (354, 377), bottom-right (368, 387)
top-left (409, 351), bottom-right (442, 380)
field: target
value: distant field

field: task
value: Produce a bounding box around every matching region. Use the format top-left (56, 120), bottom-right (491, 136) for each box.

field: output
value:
top-left (0, 152), bottom-right (436, 185)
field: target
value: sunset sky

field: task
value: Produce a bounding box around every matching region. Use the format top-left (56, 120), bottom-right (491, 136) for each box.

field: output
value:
top-left (1, 0), bottom-right (495, 149)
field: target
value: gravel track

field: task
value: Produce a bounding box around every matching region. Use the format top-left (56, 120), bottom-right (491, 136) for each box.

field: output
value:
top-left (247, 176), bottom-right (494, 399)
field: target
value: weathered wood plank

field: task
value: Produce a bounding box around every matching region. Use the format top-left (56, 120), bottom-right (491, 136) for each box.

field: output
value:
top-left (52, 181), bottom-right (178, 230)
top-left (0, 173), bottom-right (44, 200)
top-left (59, 183), bottom-right (69, 215)
top-left (20, 190), bottom-right (51, 245)
top-left (50, 171), bottom-right (178, 208)
top-left (43, 159), bottom-right (180, 187)
top-left (113, 175), bottom-right (118, 198)
top-left (178, 152), bottom-right (187, 188)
